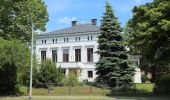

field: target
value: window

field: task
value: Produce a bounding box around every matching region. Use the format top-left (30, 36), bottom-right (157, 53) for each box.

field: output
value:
top-left (63, 49), bottom-right (69, 62)
top-left (75, 49), bottom-right (81, 62)
top-left (91, 36), bottom-right (93, 40)
top-left (64, 38), bottom-right (66, 42)
top-left (41, 51), bottom-right (46, 62)
top-left (87, 36), bottom-right (90, 40)
top-left (67, 38), bottom-right (69, 42)
top-left (64, 38), bottom-right (69, 42)
top-left (42, 40), bottom-right (43, 44)
top-left (76, 37), bottom-right (80, 41)
top-left (79, 37), bottom-right (81, 41)
top-left (87, 36), bottom-right (93, 41)
top-left (88, 71), bottom-right (93, 78)
top-left (45, 40), bottom-right (46, 44)
top-left (63, 69), bottom-right (66, 75)
top-left (56, 39), bottom-right (57, 43)
top-left (52, 50), bottom-right (57, 63)
top-left (76, 37), bottom-right (77, 41)
top-left (53, 39), bottom-right (54, 43)
top-left (87, 48), bottom-right (93, 62)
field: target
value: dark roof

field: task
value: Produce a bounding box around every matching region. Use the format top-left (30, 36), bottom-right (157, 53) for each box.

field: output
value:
top-left (45, 24), bottom-right (100, 35)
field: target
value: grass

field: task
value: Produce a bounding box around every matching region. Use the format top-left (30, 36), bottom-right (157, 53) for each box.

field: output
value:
top-left (19, 84), bottom-right (154, 96)
top-left (1, 98), bottom-right (113, 100)
top-left (0, 96), bottom-right (170, 100)
top-left (135, 83), bottom-right (154, 93)
top-left (0, 97), bottom-right (143, 100)
top-left (20, 85), bottom-right (111, 96)
top-left (1, 84), bottom-right (169, 100)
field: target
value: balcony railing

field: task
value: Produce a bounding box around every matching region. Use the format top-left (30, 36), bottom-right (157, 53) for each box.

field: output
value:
top-left (57, 62), bottom-right (84, 69)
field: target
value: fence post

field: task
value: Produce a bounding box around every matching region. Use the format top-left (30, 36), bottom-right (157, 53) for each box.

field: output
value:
top-left (68, 85), bottom-right (71, 95)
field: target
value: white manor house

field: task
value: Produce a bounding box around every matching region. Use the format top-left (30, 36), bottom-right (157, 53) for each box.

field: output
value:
top-left (36, 19), bottom-right (141, 83)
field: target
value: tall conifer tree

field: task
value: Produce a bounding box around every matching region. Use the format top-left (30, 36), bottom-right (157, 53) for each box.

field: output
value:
top-left (96, 2), bottom-right (134, 87)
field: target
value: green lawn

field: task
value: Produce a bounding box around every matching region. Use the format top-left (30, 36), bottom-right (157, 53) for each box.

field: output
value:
top-left (1, 84), bottom-right (168, 100)
top-left (19, 84), bottom-right (154, 96)
top-left (20, 85), bottom-right (111, 96)
top-left (135, 83), bottom-right (154, 93)
top-left (0, 98), bottom-right (141, 100)
top-left (1, 97), bottom-right (170, 100)
top-left (1, 98), bottom-right (112, 100)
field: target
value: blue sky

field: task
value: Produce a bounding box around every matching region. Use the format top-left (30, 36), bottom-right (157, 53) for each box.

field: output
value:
top-left (43, 0), bottom-right (153, 32)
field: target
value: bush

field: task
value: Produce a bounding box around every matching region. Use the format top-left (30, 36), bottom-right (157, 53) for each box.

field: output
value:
top-left (0, 62), bottom-right (18, 95)
top-left (141, 74), bottom-right (148, 83)
top-left (78, 82), bottom-right (85, 86)
top-left (154, 75), bottom-right (170, 94)
top-left (62, 73), bottom-right (78, 86)
top-left (33, 59), bottom-right (65, 87)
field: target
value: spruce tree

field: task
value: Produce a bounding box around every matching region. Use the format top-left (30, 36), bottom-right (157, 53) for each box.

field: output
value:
top-left (96, 2), bottom-right (134, 87)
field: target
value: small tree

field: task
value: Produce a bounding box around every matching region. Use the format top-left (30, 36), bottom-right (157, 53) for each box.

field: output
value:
top-left (33, 59), bottom-right (65, 86)
top-left (62, 73), bottom-right (78, 87)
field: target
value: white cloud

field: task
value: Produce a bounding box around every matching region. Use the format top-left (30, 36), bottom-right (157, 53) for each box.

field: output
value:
top-left (58, 17), bottom-right (76, 24)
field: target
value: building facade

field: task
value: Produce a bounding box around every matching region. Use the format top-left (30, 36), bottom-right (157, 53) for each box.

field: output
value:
top-left (36, 19), bottom-right (141, 83)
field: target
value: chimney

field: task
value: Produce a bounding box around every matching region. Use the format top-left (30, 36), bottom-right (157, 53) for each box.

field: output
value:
top-left (72, 21), bottom-right (77, 26)
top-left (91, 19), bottom-right (97, 25)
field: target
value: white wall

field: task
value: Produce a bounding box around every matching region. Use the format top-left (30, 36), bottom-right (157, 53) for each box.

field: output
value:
top-left (36, 33), bottom-right (99, 63)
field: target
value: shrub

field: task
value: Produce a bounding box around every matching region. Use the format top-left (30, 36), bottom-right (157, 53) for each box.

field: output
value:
top-left (78, 82), bottom-right (85, 86)
top-left (141, 74), bottom-right (148, 83)
top-left (154, 75), bottom-right (170, 94)
top-left (33, 59), bottom-right (65, 87)
top-left (0, 62), bottom-right (18, 95)
top-left (62, 73), bottom-right (78, 86)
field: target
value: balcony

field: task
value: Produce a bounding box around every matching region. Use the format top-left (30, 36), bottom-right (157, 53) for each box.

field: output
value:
top-left (56, 62), bottom-right (85, 69)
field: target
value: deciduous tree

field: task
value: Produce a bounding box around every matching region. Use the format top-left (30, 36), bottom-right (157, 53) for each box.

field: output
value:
top-left (0, 0), bottom-right (48, 43)
top-left (127, 0), bottom-right (170, 75)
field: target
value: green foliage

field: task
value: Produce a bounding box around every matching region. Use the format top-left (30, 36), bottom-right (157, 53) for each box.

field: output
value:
top-left (154, 75), bottom-right (170, 94)
top-left (127, 0), bottom-right (170, 69)
top-left (62, 73), bottom-right (78, 86)
top-left (96, 1), bottom-right (135, 88)
top-left (0, 38), bottom-right (30, 85)
top-left (0, 0), bottom-right (48, 43)
top-left (141, 74), bottom-right (149, 83)
top-left (33, 59), bottom-right (65, 86)
top-left (0, 62), bottom-right (18, 95)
